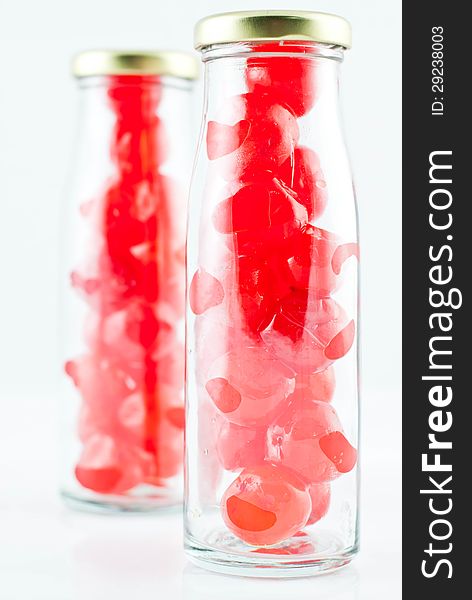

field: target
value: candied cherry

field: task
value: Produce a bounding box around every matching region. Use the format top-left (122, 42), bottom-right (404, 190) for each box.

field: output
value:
top-left (319, 431), bottom-right (358, 474)
top-left (206, 93), bottom-right (299, 179)
top-left (189, 267), bottom-right (225, 315)
top-left (205, 346), bottom-right (294, 426)
top-left (262, 295), bottom-right (355, 374)
top-left (221, 463), bottom-right (312, 546)
top-left (213, 176), bottom-right (307, 257)
top-left (267, 398), bottom-right (347, 483)
top-left (294, 366), bottom-right (336, 403)
top-left (278, 147), bottom-right (327, 220)
top-left (306, 483), bottom-right (331, 525)
top-left (73, 354), bottom-right (138, 410)
top-left (221, 255), bottom-right (287, 337)
top-left (331, 242), bottom-right (360, 275)
top-left (216, 420), bottom-right (266, 471)
top-left (245, 43), bottom-right (318, 117)
top-left (287, 226), bottom-right (339, 296)
top-left (75, 434), bottom-right (151, 494)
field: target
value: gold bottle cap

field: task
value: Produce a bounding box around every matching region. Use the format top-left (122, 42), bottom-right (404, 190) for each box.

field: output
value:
top-left (72, 50), bottom-right (199, 80)
top-left (194, 10), bottom-right (351, 51)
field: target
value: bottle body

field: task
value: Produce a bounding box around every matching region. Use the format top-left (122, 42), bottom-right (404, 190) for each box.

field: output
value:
top-left (185, 41), bottom-right (359, 574)
top-left (60, 73), bottom-right (193, 511)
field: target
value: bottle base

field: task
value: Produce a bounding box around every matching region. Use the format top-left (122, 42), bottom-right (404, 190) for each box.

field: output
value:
top-left (61, 487), bottom-right (182, 514)
top-left (185, 529), bottom-right (358, 578)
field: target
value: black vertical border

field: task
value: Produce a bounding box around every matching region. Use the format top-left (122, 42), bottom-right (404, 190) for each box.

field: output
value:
top-left (403, 4), bottom-right (467, 596)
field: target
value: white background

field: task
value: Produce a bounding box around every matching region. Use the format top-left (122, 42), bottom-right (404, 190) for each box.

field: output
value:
top-left (0, 1), bottom-right (401, 598)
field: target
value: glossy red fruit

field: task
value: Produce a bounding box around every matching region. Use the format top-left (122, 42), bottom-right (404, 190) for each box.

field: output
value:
top-left (245, 43), bottom-right (318, 117)
top-left (206, 93), bottom-right (299, 179)
top-left (69, 74), bottom-right (186, 495)
top-left (94, 303), bottom-right (168, 372)
top-left (107, 75), bottom-right (162, 119)
top-left (213, 177), bottom-right (307, 257)
top-left (207, 120), bottom-right (250, 160)
top-left (73, 354), bottom-right (138, 410)
top-left (75, 434), bottom-right (150, 494)
top-left (262, 295), bottom-right (355, 374)
top-left (325, 320), bottom-right (355, 360)
top-left (295, 366), bottom-right (336, 403)
top-left (189, 268), bottom-right (225, 315)
top-left (205, 346), bottom-right (294, 426)
top-left (221, 463), bottom-right (312, 546)
top-left (306, 483), bottom-right (331, 525)
top-left (216, 420), bottom-right (266, 471)
top-left (331, 242), bottom-right (360, 275)
top-left (104, 182), bottom-right (157, 254)
top-left (65, 360), bottom-right (79, 387)
top-left (267, 398), bottom-right (345, 483)
top-left (278, 147), bottom-right (327, 220)
top-left (233, 256), bottom-right (278, 329)
top-left (287, 226), bottom-right (340, 296)
top-left (319, 431), bottom-right (358, 474)
top-left (221, 255), bottom-right (288, 337)
top-left (107, 76), bottom-right (167, 181)
top-left (117, 391), bottom-right (146, 439)
top-left (213, 178), bottom-right (305, 234)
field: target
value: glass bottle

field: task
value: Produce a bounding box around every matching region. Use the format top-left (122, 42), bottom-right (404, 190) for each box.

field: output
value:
top-left (60, 50), bottom-right (198, 512)
top-left (185, 11), bottom-right (359, 575)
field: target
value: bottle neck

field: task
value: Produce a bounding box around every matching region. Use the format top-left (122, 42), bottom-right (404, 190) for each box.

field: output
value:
top-left (201, 41), bottom-right (345, 62)
top-left (201, 41), bottom-right (344, 118)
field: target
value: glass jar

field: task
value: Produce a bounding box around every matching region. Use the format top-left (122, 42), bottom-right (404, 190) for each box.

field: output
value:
top-left (60, 50), bottom-right (198, 512)
top-left (185, 12), bottom-right (359, 575)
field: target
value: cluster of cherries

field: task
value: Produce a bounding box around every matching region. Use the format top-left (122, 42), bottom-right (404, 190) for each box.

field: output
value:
top-left (65, 75), bottom-right (185, 495)
top-left (190, 45), bottom-right (358, 546)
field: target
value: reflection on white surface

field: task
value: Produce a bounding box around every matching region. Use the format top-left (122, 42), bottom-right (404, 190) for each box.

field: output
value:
top-left (0, 389), bottom-right (401, 599)
top-left (183, 564), bottom-right (360, 600)
top-left (70, 517), bottom-right (184, 600)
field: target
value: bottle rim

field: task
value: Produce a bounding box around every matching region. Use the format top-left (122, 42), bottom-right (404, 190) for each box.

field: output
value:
top-left (71, 50), bottom-right (199, 81)
top-left (194, 10), bottom-right (352, 51)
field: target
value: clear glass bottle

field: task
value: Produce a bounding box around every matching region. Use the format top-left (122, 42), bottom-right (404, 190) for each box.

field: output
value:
top-left (60, 50), bottom-right (198, 512)
top-left (185, 12), bottom-right (359, 575)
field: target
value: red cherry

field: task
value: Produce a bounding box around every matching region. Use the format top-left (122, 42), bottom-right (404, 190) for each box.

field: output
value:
top-left (205, 346), bottom-right (294, 426)
top-left (166, 406), bottom-right (185, 429)
top-left (295, 366), bottom-right (336, 403)
top-left (75, 434), bottom-right (150, 494)
top-left (206, 93), bottom-right (299, 180)
top-left (245, 42), bottom-right (318, 117)
top-left (189, 268), bottom-right (225, 315)
top-left (216, 420), bottom-right (265, 471)
top-left (221, 463), bottom-right (311, 546)
top-left (278, 147), bottom-right (327, 220)
top-left (262, 296), bottom-right (354, 374)
top-left (220, 255), bottom-right (290, 337)
top-left (207, 120), bottom-right (250, 160)
top-left (213, 179), bottom-right (302, 234)
top-left (324, 320), bottom-right (355, 360)
top-left (306, 483), bottom-right (331, 525)
top-left (319, 431), bottom-right (358, 474)
top-left (267, 398), bottom-right (344, 483)
top-left (288, 226), bottom-right (340, 297)
top-left (65, 360), bottom-right (79, 387)
top-left (212, 177), bottom-right (307, 258)
top-left (331, 242), bottom-right (360, 275)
